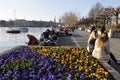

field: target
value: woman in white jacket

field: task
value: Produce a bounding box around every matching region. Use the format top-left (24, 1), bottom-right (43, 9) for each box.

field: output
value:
top-left (92, 32), bottom-right (111, 62)
top-left (87, 30), bottom-right (98, 52)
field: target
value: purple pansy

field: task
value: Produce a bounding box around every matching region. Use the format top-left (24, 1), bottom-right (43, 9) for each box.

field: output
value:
top-left (0, 46), bottom-right (70, 79)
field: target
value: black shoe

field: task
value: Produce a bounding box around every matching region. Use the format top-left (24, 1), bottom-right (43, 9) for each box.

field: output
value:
top-left (108, 59), bottom-right (111, 64)
top-left (116, 60), bottom-right (120, 65)
top-left (110, 53), bottom-right (117, 63)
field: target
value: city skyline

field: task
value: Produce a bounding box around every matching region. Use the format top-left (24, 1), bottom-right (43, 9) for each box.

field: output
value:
top-left (0, 0), bottom-right (120, 22)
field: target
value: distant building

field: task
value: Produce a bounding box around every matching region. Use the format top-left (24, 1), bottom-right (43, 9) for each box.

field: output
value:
top-left (0, 19), bottom-right (60, 27)
top-left (15, 19), bottom-right (26, 27)
top-left (111, 18), bottom-right (120, 25)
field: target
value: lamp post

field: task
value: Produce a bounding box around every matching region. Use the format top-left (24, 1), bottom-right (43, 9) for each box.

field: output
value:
top-left (95, 12), bottom-right (106, 27)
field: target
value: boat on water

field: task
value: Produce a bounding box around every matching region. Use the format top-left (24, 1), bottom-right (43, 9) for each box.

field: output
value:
top-left (6, 30), bottom-right (21, 33)
top-left (19, 27), bottom-right (29, 32)
top-left (6, 11), bottom-right (21, 34)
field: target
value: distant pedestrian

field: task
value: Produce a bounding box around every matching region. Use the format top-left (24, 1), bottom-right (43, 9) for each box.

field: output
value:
top-left (26, 34), bottom-right (39, 45)
top-left (63, 27), bottom-right (68, 35)
top-left (92, 32), bottom-right (111, 62)
top-left (71, 27), bottom-right (75, 32)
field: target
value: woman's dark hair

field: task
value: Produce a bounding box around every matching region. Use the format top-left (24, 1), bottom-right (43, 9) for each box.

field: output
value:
top-left (90, 26), bottom-right (95, 33)
top-left (100, 27), bottom-right (105, 34)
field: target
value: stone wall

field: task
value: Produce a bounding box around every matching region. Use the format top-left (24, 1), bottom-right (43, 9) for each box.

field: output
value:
top-left (108, 29), bottom-right (120, 38)
top-left (82, 28), bottom-right (120, 38)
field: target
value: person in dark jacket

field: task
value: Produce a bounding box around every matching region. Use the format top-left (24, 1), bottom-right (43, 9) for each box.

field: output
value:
top-left (27, 34), bottom-right (39, 45)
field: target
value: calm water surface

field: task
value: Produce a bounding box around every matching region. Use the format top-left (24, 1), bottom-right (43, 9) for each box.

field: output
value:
top-left (0, 27), bottom-right (50, 53)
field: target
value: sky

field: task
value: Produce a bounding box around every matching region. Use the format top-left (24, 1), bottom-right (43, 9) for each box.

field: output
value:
top-left (0, 0), bottom-right (120, 22)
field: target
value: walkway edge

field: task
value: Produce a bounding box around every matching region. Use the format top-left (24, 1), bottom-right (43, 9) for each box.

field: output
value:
top-left (71, 36), bottom-right (80, 47)
top-left (111, 49), bottom-right (120, 60)
top-left (99, 60), bottom-right (120, 80)
top-left (0, 45), bottom-right (24, 56)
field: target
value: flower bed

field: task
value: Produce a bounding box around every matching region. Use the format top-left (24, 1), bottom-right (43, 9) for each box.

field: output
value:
top-left (0, 46), bottom-right (114, 80)
top-left (29, 46), bottom-right (114, 80)
top-left (0, 46), bottom-right (70, 79)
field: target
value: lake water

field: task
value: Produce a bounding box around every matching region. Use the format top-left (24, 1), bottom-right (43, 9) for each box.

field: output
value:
top-left (0, 27), bottom-right (51, 53)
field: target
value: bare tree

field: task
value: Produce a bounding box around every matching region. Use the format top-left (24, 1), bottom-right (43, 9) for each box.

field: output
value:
top-left (88, 2), bottom-right (104, 18)
top-left (60, 12), bottom-right (80, 26)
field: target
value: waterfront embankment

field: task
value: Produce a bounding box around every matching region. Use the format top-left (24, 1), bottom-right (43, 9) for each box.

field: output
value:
top-left (0, 28), bottom-right (120, 79)
top-left (57, 29), bottom-right (120, 79)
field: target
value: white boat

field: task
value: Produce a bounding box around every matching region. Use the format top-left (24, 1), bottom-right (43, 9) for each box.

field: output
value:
top-left (19, 27), bottom-right (29, 32)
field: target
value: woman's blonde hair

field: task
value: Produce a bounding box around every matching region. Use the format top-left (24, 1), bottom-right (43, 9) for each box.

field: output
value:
top-left (96, 32), bottom-right (109, 48)
top-left (101, 32), bottom-right (109, 41)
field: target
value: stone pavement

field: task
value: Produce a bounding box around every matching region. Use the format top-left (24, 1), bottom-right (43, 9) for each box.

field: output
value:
top-left (110, 38), bottom-right (120, 60)
top-left (57, 30), bottom-right (88, 48)
top-left (57, 29), bottom-right (120, 79)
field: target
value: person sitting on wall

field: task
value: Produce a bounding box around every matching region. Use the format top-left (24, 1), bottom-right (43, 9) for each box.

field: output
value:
top-left (50, 29), bottom-right (57, 40)
top-left (46, 29), bottom-right (51, 37)
top-left (26, 34), bottom-right (39, 45)
top-left (87, 30), bottom-right (98, 52)
top-left (92, 32), bottom-right (111, 63)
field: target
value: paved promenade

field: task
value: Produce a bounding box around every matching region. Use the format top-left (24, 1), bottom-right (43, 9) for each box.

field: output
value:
top-left (57, 29), bottom-right (120, 75)
top-left (110, 38), bottom-right (120, 59)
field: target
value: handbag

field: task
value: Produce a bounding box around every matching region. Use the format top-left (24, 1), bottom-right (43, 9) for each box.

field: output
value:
top-left (89, 39), bottom-right (96, 44)
top-left (87, 43), bottom-right (94, 52)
